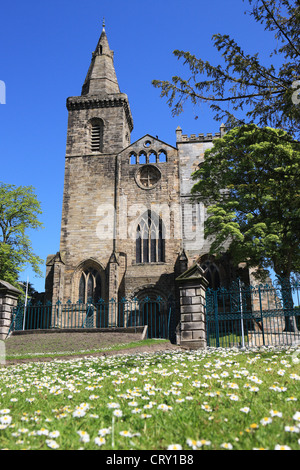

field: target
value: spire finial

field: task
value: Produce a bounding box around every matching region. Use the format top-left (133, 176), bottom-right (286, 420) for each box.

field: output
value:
top-left (102, 17), bottom-right (105, 31)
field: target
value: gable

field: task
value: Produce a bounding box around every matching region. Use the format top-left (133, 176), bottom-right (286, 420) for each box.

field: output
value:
top-left (119, 134), bottom-right (177, 156)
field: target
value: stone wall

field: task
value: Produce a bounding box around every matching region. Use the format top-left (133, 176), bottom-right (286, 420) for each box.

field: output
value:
top-left (176, 125), bottom-right (228, 265)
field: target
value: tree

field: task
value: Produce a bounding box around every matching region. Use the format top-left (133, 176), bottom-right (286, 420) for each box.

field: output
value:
top-left (0, 183), bottom-right (44, 286)
top-left (152, 0), bottom-right (300, 139)
top-left (191, 124), bottom-right (300, 329)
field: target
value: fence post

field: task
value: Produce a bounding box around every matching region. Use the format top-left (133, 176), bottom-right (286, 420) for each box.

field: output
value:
top-left (0, 280), bottom-right (22, 340)
top-left (213, 290), bottom-right (220, 348)
top-left (258, 285), bottom-right (265, 346)
top-left (176, 263), bottom-right (209, 349)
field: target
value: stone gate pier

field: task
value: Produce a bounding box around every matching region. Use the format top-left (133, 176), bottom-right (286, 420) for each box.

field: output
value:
top-left (176, 263), bottom-right (209, 349)
top-left (0, 281), bottom-right (22, 340)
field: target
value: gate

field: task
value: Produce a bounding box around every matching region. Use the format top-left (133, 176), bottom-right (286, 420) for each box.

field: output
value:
top-left (8, 296), bottom-right (178, 340)
top-left (205, 278), bottom-right (300, 348)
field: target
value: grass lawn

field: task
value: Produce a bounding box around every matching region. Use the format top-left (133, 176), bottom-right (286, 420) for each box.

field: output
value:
top-left (0, 343), bottom-right (299, 450)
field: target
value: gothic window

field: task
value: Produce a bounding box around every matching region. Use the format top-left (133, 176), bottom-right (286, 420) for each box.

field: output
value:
top-left (136, 210), bottom-right (165, 263)
top-left (79, 268), bottom-right (102, 303)
top-left (158, 150), bottom-right (167, 163)
top-left (139, 152), bottom-right (147, 164)
top-left (129, 152), bottom-right (137, 164)
top-left (201, 260), bottom-right (220, 290)
top-left (90, 119), bottom-right (103, 152)
top-left (149, 151), bottom-right (157, 163)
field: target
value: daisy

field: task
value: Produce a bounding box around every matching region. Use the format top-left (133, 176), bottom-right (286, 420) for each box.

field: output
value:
top-left (140, 413), bottom-right (152, 419)
top-left (240, 407), bottom-right (251, 414)
top-left (77, 430), bottom-right (90, 443)
top-left (18, 428), bottom-right (29, 434)
top-left (167, 444), bottom-right (182, 450)
top-left (143, 403), bottom-right (153, 409)
top-left (274, 445), bottom-right (291, 450)
top-left (107, 402), bottom-right (120, 409)
top-left (0, 415), bottom-right (12, 426)
top-left (284, 426), bottom-right (300, 433)
top-left (113, 409), bottom-right (123, 417)
top-left (46, 439), bottom-right (59, 449)
top-left (220, 442), bottom-right (233, 450)
top-left (293, 411), bottom-right (300, 423)
top-left (95, 436), bottom-right (106, 447)
top-left (228, 394), bottom-right (239, 401)
top-left (270, 410), bottom-right (282, 418)
top-left (131, 408), bottom-right (141, 414)
top-left (201, 404), bottom-right (212, 412)
top-left (198, 439), bottom-right (211, 447)
top-left (37, 428), bottom-right (49, 436)
top-left (228, 382), bottom-right (239, 389)
top-left (98, 428), bottom-right (111, 437)
top-left (119, 430), bottom-right (134, 437)
top-left (157, 404), bottom-right (172, 411)
top-left (72, 409), bottom-right (86, 418)
top-left (260, 417), bottom-right (272, 426)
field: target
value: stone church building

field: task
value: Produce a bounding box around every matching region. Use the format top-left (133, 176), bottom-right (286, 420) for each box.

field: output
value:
top-left (45, 25), bottom-right (243, 306)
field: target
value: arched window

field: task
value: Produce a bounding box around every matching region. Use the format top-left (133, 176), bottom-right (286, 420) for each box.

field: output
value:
top-left (136, 210), bottom-right (165, 263)
top-left (90, 119), bottom-right (103, 152)
top-left (139, 152), bottom-right (147, 164)
top-left (201, 260), bottom-right (220, 290)
top-left (158, 150), bottom-right (167, 163)
top-left (149, 151), bottom-right (157, 163)
top-left (78, 267), bottom-right (102, 303)
top-left (129, 152), bottom-right (137, 164)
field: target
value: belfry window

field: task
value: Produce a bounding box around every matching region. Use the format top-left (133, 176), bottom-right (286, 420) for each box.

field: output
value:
top-left (79, 268), bottom-right (102, 303)
top-left (136, 210), bottom-right (165, 263)
top-left (90, 119), bottom-right (103, 152)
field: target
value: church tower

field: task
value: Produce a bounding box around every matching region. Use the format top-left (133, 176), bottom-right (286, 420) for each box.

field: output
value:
top-left (46, 23), bottom-right (133, 304)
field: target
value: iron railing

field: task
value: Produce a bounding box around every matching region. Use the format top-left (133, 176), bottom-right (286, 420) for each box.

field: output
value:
top-left (205, 278), bottom-right (300, 348)
top-left (9, 296), bottom-right (178, 340)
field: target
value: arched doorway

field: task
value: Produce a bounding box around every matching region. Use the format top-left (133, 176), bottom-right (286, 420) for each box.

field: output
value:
top-left (129, 288), bottom-right (169, 338)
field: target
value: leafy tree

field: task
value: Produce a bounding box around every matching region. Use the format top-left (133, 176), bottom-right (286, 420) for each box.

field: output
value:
top-left (152, 0), bottom-right (300, 138)
top-left (191, 124), bottom-right (300, 329)
top-left (0, 183), bottom-right (43, 286)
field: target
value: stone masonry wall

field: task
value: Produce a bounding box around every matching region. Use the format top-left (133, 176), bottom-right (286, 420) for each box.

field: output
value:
top-left (117, 135), bottom-right (182, 299)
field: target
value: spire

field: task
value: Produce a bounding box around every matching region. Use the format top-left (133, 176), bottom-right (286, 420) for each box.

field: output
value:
top-left (82, 21), bottom-right (120, 96)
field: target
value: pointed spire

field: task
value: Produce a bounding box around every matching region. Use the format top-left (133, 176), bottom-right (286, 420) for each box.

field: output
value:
top-left (81, 22), bottom-right (120, 96)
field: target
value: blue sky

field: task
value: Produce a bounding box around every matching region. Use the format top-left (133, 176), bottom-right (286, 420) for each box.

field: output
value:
top-left (0, 0), bottom-right (279, 293)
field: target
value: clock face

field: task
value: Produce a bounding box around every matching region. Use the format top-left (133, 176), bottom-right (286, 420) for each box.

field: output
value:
top-left (136, 165), bottom-right (161, 189)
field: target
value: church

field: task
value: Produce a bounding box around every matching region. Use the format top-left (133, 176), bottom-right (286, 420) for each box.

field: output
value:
top-left (45, 24), bottom-right (244, 306)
